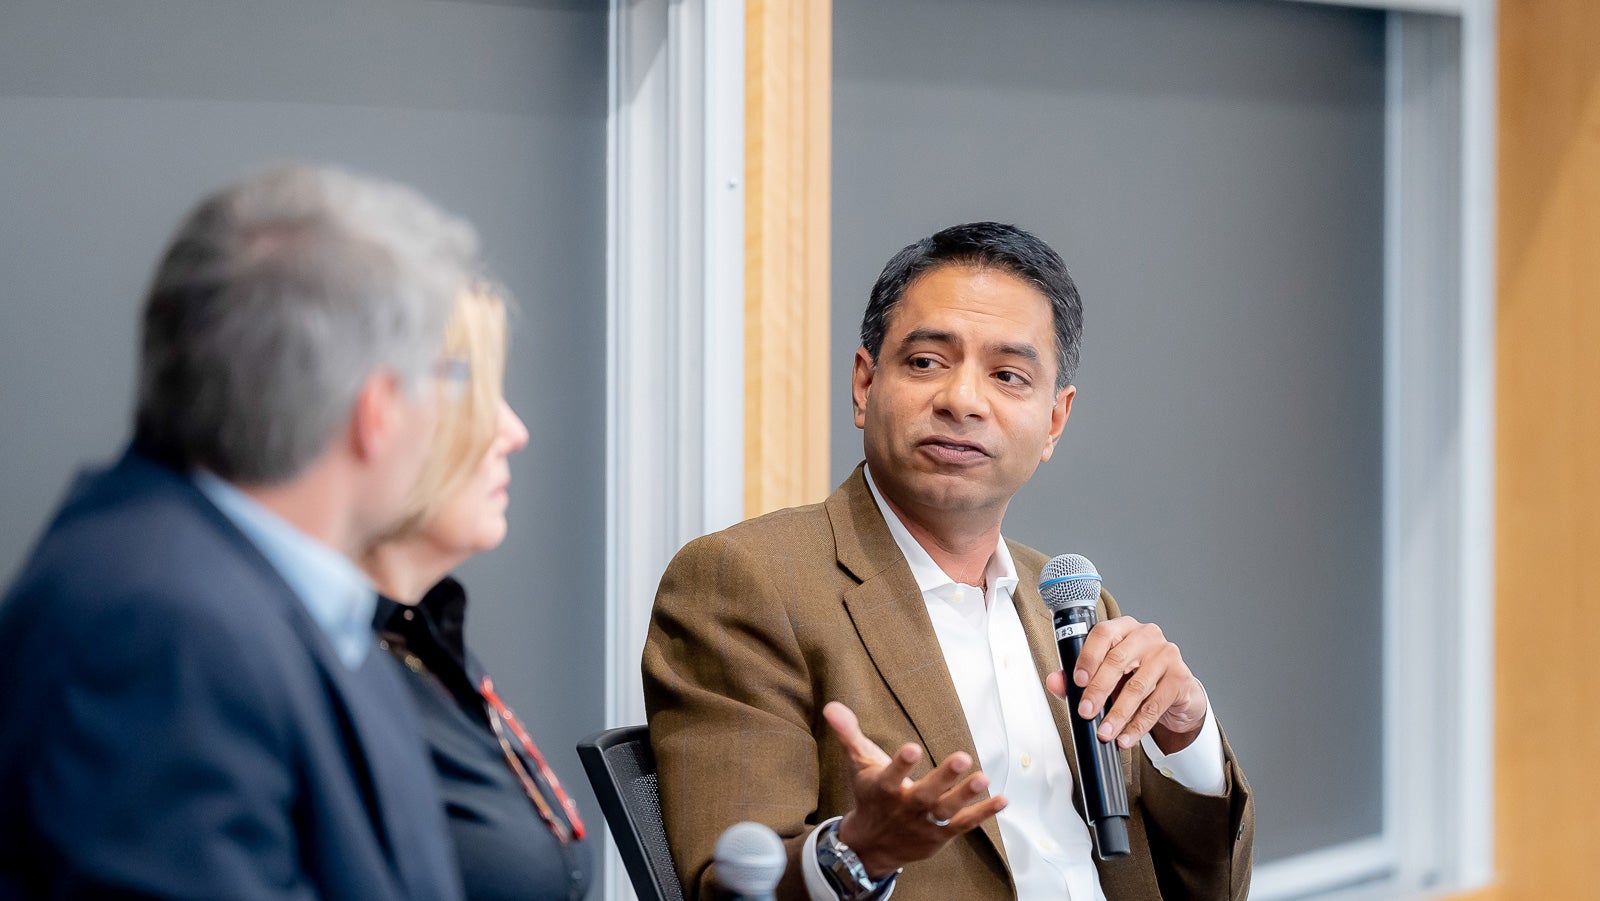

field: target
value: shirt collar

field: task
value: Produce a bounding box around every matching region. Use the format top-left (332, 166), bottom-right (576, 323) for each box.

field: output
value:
top-left (376, 575), bottom-right (470, 668)
top-left (862, 465), bottom-right (1020, 598)
top-left (194, 470), bottom-right (377, 669)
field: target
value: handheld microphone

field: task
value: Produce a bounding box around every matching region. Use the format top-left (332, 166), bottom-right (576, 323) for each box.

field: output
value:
top-left (1039, 553), bottom-right (1131, 860)
top-left (714, 821), bottom-right (786, 900)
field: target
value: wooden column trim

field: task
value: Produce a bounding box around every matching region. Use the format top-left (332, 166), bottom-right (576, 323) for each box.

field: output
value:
top-left (1445, 2), bottom-right (1600, 899)
top-left (744, 0), bottom-right (832, 517)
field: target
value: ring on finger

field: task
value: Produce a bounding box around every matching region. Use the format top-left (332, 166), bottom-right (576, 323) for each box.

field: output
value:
top-left (926, 812), bottom-right (951, 828)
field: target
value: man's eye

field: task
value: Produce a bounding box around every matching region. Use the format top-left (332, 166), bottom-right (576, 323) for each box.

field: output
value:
top-left (996, 370), bottom-right (1027, 385)
top-left (910, 357), bottom-right (936, 369)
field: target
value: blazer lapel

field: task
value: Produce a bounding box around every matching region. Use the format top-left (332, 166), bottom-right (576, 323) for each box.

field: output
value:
top-left (185, 480), bottom-right (451, 900)
top-left (828, 468), bottom-right (1011, 875)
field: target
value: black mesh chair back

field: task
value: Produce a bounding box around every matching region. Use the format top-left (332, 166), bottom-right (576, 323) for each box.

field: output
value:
top-left (577, 725), bottom-right (684, 901)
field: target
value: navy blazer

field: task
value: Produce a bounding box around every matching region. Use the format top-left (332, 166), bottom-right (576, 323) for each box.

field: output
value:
top-left (0, 450), bottom-right (464, 901)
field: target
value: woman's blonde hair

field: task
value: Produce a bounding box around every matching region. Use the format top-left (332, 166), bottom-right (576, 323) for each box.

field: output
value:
top-left (389, 282), bottom-right (509, 537)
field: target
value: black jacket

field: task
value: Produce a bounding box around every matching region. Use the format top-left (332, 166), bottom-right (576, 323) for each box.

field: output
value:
top-left (377, 578), bottom-right (592, 901)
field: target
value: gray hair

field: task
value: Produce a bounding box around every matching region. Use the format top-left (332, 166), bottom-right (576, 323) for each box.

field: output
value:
top-left (134, 165), bottom-right (481, 483)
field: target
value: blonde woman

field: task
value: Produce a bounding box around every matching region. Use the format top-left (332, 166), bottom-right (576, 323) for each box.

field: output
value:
top-left (365, 286), bottom-right (592, 901)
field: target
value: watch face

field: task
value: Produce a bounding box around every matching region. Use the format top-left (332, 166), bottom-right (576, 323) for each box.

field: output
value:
top-left (819, 832), bottom-right (876, 898)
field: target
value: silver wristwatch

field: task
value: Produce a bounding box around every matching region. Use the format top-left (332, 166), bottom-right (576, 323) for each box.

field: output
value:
top-left (815, 821), bottom-right (898, 900)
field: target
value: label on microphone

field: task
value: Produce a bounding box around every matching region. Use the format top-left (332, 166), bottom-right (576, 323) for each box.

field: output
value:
top-left (1055, 622), bottom-right (1088, 641)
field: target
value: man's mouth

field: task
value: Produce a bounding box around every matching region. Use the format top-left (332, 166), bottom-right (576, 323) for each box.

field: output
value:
top-left (918, 437), bottom-right (991, 463)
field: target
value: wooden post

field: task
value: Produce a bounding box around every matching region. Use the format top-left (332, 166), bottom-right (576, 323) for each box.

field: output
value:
top-left (744, 0), bottom-right (832, 517)
top-left (1475, 1), bottom-right (1600, 898)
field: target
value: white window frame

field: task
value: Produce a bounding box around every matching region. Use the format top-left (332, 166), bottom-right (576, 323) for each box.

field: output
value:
top-left (604, 1), bottom-right (745, 898)
top-left (1252, 1), bottom-right (1496, 899)
top-left (603, 1), bottom-right (1496, 899)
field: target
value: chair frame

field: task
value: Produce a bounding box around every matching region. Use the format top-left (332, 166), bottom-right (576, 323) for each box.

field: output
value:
top-left (577, 724), bottom-right (684, 901)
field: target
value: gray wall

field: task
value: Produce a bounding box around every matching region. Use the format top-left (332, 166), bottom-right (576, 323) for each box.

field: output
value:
top-left (0, 2), bottom-right (608, 892)
top-left (832, 0), bottom-right (1386, 865)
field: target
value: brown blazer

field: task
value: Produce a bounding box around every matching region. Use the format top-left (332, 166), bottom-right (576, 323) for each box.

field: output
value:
top-left (643, 466), bottom-right (1254, 900)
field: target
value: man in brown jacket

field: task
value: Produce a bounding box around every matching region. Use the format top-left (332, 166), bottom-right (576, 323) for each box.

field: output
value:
top-left (644, 222), bottom-right (1253, 901)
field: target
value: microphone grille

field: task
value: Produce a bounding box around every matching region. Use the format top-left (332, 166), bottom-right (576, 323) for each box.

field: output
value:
top-left (1039, 554), bottom-right (1102, 611)
top-left (714, 821), bottom-right (786, 894)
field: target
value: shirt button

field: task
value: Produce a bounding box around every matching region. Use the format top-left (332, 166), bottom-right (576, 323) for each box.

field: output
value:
top-left (1037, 837), bottom-right (1055, 852)
top-left (1020, 752), bottom-right (1032, 769)
top-left (1160, 767), bottom-right (1175, 779)
top-left (402, 609), bottom-right (415, 621)
top-left (952, 590), bottom-right (965, 603)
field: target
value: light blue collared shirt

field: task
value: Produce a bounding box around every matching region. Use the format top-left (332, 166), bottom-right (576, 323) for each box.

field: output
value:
top-left (194, 471), bottom-right (378, 670)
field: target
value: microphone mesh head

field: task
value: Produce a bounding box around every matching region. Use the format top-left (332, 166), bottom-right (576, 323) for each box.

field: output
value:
top-left (714, 821), bottom-right (786, 894)
top-left (1039, 554), bottom-right (1101, 611)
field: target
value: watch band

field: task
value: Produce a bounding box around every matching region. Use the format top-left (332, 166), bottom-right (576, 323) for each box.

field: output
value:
top-left (815, 821), bottom-right (899, 901)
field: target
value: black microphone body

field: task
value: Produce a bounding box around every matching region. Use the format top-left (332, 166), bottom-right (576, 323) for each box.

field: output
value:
top-left (1040, 554), bottom-right (1131, 860)
top-left (1053, 604), bottom-right (1132, 859)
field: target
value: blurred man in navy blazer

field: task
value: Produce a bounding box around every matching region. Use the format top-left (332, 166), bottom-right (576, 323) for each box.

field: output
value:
top-left (0, 166), bottom-right (480, 899)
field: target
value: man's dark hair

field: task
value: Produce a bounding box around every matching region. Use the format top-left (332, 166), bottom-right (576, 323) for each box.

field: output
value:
top-left (860, 221), bottom-right (1083, 390)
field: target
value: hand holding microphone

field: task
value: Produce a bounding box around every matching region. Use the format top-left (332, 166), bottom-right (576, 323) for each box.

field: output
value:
top-left (1039, 554), bottom-right (1211, 859)
top-left (1040, 555), bottom-right (1210, 754)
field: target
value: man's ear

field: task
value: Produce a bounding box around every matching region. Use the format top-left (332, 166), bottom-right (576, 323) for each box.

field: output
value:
top-left (851, 347), bottom-right (876, 430)
top-left (350, 369), bottom-right (406, 461)
top-left (1039, 384), bottom-right (1076, 463)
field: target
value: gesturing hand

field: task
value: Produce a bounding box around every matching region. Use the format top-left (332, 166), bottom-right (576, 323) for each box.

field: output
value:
top-left (823, 701), bottom-right (1007, 879)
top-left (1043, 616), bottom-right (1209, 754)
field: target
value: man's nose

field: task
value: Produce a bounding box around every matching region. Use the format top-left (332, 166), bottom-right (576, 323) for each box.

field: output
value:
top-left (933, 364), bottom-right (989, 420)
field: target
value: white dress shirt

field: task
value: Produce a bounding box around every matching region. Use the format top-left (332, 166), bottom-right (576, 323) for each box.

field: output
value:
top-left (801, 468), bottom-right (1225, 901)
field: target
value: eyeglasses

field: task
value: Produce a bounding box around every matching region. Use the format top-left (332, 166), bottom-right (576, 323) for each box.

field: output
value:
top-left (480, 676), bottom-right (587, 844)
top-left (433, 357), bottom-right (472, 400)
